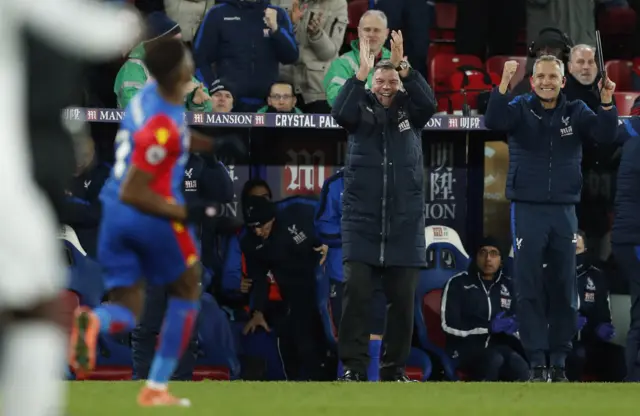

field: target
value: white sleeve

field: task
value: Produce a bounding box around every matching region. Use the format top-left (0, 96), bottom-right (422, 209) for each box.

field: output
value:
top-left (7, 0), bottom-right (142, 60)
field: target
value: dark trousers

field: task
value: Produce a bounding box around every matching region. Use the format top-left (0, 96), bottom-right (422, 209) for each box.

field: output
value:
top-left (330, 278), bottom-right (387, 336)
top-left (338, 262), bottom-right (418, 378)
top-left (566, 340), bottom-right (627, 382)
top-left (612, 244), bottom-right (640, 380)
top-left (457, 344), bottom-right (530, 381)
top-left (132, 285), bottom-right (197, 381)
top-left (275, 271), bottom-right (325, 381)
top-left (510, 202), bottom-right (578, 368)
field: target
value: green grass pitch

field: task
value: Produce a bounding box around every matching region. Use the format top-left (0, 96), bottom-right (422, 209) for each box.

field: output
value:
top-left (68, 381), bottom-right (640, 415)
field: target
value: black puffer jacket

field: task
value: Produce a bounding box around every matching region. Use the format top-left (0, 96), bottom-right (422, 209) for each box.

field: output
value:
top-left (331, 70), bottom-right (436, 267)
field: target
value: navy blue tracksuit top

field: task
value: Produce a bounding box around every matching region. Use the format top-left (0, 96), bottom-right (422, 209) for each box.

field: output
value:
top-left (484, 89), bottom-right (619, 204)
top-left (611, 118), bottom-right (640, 245)
top-left (193, 0), bottom-right (299, 101)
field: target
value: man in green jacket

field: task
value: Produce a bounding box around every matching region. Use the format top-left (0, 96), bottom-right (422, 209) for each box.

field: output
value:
top-left (257, 81), bottom-right (303, 114)
top-left (114, 11), bottom-right (212, 112)
top-left (323, 10), bottom-right (391, 107)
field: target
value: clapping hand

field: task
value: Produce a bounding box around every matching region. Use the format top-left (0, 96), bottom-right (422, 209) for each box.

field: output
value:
top-left (390, 30), bottom-right (404, 68)
top-left (356, 37), bottom-right (374, 81)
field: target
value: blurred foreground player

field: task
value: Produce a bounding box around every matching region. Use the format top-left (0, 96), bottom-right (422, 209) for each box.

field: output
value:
top-left (0, 1), bottom-right (140, 416)
top-left (69, 39), bottom-right (219, 407)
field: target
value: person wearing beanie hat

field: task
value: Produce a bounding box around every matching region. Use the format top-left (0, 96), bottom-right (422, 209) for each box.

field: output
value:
top-left (440, 237), bottom-right (529, 382)
top-left (114, 11), bottom-right (212, 111)
top-left (240, 195), bottom-right (329, 380)
top-left (210, 78), bottom-right (235, 113)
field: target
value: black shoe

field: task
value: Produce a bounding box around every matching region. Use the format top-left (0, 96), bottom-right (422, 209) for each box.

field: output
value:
top-left (529, 366), bottom-right (549, 382)
top-left (380, 369), bottom-right (416, 382)
top-left (339, 369), bottom-right (367, 382)
top-left (549, 366), bottom-right (568, 382)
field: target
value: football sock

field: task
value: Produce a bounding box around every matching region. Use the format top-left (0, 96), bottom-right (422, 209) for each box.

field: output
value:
top-left (367, 339), bottom-right (382, 382)
top-left (147, 298), bottom-right (198, 389)
top-left (94, 303), bottom-right (136, 334)
top-left (1, 322), bottom-right (66, 416)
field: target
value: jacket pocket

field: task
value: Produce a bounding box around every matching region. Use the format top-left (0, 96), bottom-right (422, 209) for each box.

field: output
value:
top-left (303, 61), bottom-right (329, 98)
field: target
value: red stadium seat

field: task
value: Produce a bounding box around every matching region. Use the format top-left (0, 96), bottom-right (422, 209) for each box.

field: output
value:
top-left (429, 54), bottom-right (483, 92)
top-left (614, 92), bottom-right (640, 116)
top-left (605, 60), bottom-right (634, 92)
top-left (192, 366), bottom-right (231, 381)
top-left (430, 2), bottom-right (456, 41)
top-left (405, 367), bottom-right (424, 381)
top-left (422, 289), bottom-right (446, 349)
top-left (427, 43), bottom-right (456, 70)
top-left (89, 366), bottom-right (133, 381)
top-left (486, 55), bottom-right (527, 89)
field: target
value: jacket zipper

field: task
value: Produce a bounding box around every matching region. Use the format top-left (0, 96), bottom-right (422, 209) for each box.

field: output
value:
top-left (478, 271), bottom-right (502, 348)
top-left (380, 127), bottom-right (388, 265)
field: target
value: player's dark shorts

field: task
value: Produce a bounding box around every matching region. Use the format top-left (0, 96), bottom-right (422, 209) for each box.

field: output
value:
top-left (98, 199), bottom-right (198, 290)
top-left (330, 278), bottom-right (386, 336)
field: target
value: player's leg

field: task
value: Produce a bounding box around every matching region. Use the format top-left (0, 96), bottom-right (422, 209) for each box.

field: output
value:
top-left (546, 204), bottom-right (578, 381)
top-left (510, 201), bottom-right (549, 377)
top-left (69, 206), bottom-right (144, 377)
top-left (137, 221), bottom-right (200, 406)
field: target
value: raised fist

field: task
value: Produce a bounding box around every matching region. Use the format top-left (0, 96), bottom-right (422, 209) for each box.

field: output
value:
top-left (502, 60), bottom-right (519, 82)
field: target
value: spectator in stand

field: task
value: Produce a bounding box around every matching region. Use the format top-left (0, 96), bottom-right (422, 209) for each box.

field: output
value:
top-left (372, 0), bottom-right (432, 77)
top-left (114, 12), bottom-right (212, 111)
top-left (257, 81), bottom-right (303, 114)
top-left (193, 0), bottom-right (299, 112)
top-left (272, 0), bottom-right (348, 114)
top-left (512, 27), bottom-right (573, 96)
top-left (441, 237), bottom-right (529, 382)
top-left (210, 79), bottom-right (235, 113)
top-left (164, 0), bottom-right (216, 45)
top-left (565, 231), bottom-right (626, 382)
top-left (454, 0), bottom-right (524, 61)
top-left (324, 10), bottom-right (390, 108)
top-left (60, 138), bottom-right (110, 259)
top-left (526, 0), bottom-right (595, 47)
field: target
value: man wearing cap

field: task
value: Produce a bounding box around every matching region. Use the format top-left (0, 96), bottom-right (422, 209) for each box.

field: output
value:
top-left (441, 237), bottom-right (529, 382)
top-left (114, 11), bottom-right (212, 111)
top-left (240, 195), bottom-right (328, 380)
top-left (210, 78), bottom-right (235, 113)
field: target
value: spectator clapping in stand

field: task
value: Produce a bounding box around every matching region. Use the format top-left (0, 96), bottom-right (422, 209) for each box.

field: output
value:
top-left (273, 0), bottom-right (348, 113)
top-left (194, 0), bottom-right (299, 112)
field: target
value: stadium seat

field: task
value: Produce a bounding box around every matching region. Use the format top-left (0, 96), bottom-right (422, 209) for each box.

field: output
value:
top-left (605, 60), bottom-right (634, 92)
top-left (427, 42), bottom-right (456, 69)
top-left (414, 225), bottom-right (469, 381)
top-left (486, 56), bottom-right (527, 89)
top-left (429, 54), bottom-right (484, 93)
top-left (405, 347), bottom-right (433, 382)
top-left (613, 92), bottom-right (640, 116)
top-left (430, 2), bottom-right (456, 41)
top-left (448, 67), bottom-right (500, 112)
